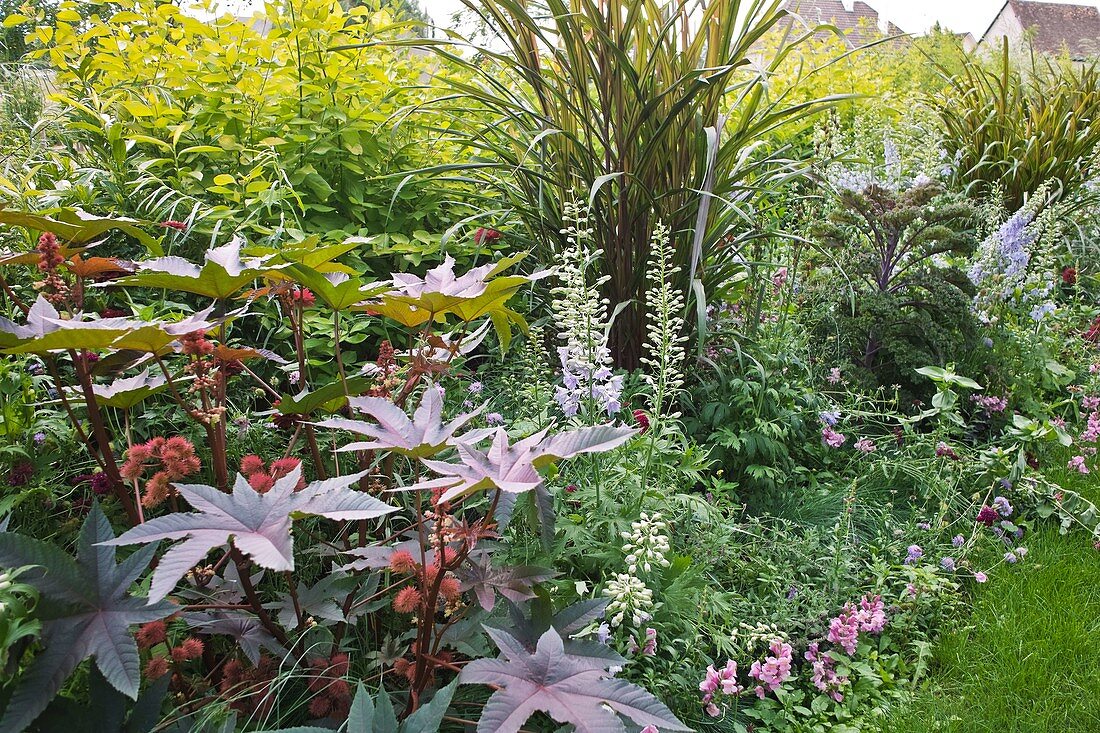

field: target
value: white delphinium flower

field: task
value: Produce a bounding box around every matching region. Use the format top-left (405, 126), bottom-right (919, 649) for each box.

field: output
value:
top-left (552, 200), bottom-right (622, 419)
top-left (621, 512), bottom-right (672, 575)
top-left (640, 223), bottom-right (686, 418)
top-left (603, 573), bottom-right (654, 627)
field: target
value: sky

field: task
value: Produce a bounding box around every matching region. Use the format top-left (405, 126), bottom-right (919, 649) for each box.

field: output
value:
top-left (221, 0), bottom-right (1100, 37)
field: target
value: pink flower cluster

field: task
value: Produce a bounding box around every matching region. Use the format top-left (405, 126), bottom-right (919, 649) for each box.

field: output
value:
top-left (805, 642), bottom-right (848, 702)
top-left (854, 438), bottom-right (877, 453)
top-left (972, 394), bottom-right (1008, 416)
top-left (827, 594), bottom-right (887, 655)
top-left (1068, 455), bottom-right (1090, 475)
top-left (822, 427), bottom-right (847, 448)
top-left (1080, 399), bottom-right (1100, 443)
top-left (827, 606), bottom-right (860, 655)
top-left (699, 660), bottom-right (742, 717)
top-left (749, 639), bottom-right (794, 698)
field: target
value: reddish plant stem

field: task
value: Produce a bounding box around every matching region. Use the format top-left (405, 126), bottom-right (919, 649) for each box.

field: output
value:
top-left (229, 545), bottom-right (290, 648)
top-left (71, 351), bottom-right (140, 525)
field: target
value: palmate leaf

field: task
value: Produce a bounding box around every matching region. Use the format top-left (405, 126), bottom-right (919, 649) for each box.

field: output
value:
top-left (362, 253), bottom-right (549, 329)
top-left (0, 206), bottom-right (162, 255)
top-left (182, 612), bottom-right (287, 666)
top-left (281, 262), bottom-right (391, 311)
top-left (103, 467), bottom-right (398, 601)
top-left (410, 425), bottom-right (636, 502)
top-left (0, 295), bottom-right (219, 355)
top-left (277, 377), bottom-right (373, 416)
top-left (117, 237), bottom-right (282, 300)
top-left (460, 626), bottom-right (690, 733)
top-left (0, 505), bottom-right (174, 733)
top-left (88, 369), bottom-right (169, 409)
top-left (265, 573), bottom-right (354, 628)
top-left (458, 551), bottom-right (557, 611)
top-left (314, 384), bottom-right (490, 458)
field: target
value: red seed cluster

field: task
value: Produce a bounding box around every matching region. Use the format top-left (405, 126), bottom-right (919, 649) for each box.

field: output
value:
top-left (239, 455), bottom-right (305, 493)
top-left (305, 653), bottom-right (352, 720)
top-left (120, 436), bottom-right (201, 508)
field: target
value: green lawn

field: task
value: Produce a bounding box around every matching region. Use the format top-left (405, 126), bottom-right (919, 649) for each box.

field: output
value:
top-left (883, 469), bottom-right (1100, 733)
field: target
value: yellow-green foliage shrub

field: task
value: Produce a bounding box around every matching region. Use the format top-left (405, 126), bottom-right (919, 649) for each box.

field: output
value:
top-left (23, 0), bottom-right (468, 240)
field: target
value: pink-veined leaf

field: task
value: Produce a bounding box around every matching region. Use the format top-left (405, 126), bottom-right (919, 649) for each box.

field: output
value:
top-left (314, 384), bottom-right (489, 458)
top-left (0, 295), bottom-right (221, 355)
top-left (103, 467), bottom-right (397, 601)
top-left (116, 237), bottom-right (283, 300)
top-left (460, 626), bottom-right (690, 733)
top-left (409, 425), bottom-right (636, 502)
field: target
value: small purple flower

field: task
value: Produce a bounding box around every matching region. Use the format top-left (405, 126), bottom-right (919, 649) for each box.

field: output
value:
top-left (288, 370), bottom-right (300, 385)
top-left (485, 412), bottom-right (504, 425)
top-left (904, 544), bottom-right (923, 565)
top-left (1004, 551), bottom-right (1017, 564)
top-left (974, 571), bottom-right (988, 583)
top-left (940, 556), bottom-right (956, 571)
top-left (597, 623), bottom-right (611, 644)
top-left (918, 521), bottom-right (931, 531)
top-left (787, 585), bottom-right (799, 600)
top-left (827, 367), bottom-right (843, 385)
top-left (32, 432), bottom-right (46, 446)
top-left (993, 496), bottom-right (1013, 517)
top-left (469, 381), bottom-right (483, 394)
top-left (952, 534), bottom-right (965, 547)
top-left (819, 410), bottom-right (841, 427)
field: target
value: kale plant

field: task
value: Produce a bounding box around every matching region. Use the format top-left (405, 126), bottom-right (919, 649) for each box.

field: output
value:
top-left (812, 180), bottom-right (980, 394)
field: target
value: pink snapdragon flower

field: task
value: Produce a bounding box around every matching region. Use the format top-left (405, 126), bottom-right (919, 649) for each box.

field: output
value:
top-left (772, 267), bottom-right (789, 291)
top-left (749, 639), bottom-right (793, 698)
top-left (806, 642), bottom-right (849, 702)
top-left (827, 605), bottom-right (860, 655)
top-left (699, 659), bottom-right (742, 716)
top-left (856, 594), bottom-right (887, 633)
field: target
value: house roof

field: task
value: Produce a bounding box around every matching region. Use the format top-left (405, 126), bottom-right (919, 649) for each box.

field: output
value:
top-left (983, 1), bottom-right (1100, 57)
top-left (780, 0), bottom-right (904, 47)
